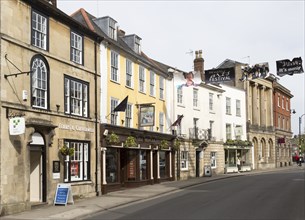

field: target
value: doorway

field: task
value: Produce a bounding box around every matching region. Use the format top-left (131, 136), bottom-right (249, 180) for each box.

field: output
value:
top-left (196, 151), bottom-right (200, 177)
top-left (29, 132), bottom-right (46, 204)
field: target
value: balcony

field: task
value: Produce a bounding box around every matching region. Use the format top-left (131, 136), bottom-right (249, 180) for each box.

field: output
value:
top-left (189, 127), bottom-right (211, 141)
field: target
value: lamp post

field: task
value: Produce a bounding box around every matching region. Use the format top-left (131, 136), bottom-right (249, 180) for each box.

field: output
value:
top-left (298, 114), bottom-right (305, 157)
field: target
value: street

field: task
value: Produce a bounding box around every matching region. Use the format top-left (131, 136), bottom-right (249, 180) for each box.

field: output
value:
top-left (85, 169), bottom-right (305, 220)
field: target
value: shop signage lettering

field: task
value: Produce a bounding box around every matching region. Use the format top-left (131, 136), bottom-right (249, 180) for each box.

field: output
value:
top-left (58, 123), bottom-right (94, 133)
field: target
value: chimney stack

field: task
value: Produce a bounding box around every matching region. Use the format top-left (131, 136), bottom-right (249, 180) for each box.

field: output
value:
top-left (193, 50), bottom-right (204, 82)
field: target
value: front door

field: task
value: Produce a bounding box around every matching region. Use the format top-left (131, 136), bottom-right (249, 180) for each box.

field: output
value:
top-left (196, 151), bottom-right (200, 177)
top-left (30, 132), bottom-right (46, 203)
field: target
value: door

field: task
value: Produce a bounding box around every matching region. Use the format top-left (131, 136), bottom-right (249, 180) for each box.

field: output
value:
top-left (30, 132), bottom-right (46, 203)
top-left (196, 151), bottom-right (200, 177)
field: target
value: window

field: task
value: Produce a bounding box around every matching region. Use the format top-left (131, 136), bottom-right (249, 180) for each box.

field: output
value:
top-left (282, 117), bottom-right (285, 130)
top-left (111, 51), bottom-right (119, 82)
top-left (211, 152), bottom-right (216, 168)
top-left (106, 148), bottom-right (118, 183)
top-left (109, 18), bottom-right (116, 40)
top-left (31, 10), bottom-right (48, 50)
top-left (226, 124), bottom-right (231, 140)
top-left (64, 140), bottom-right (89, 182)
top-left (181, 151), bottom-right (189, 170)
top-left (159, 76), bottom-right (164, 100)
top-left (150, 71), bottom-right (155, 96)
top-left (159, 112), bottom-right (164, 133)
top-left (64, 76), bottom-right (88, 117)
top-left (286, 98), bottom-right (289, 111)
top-left (31, 55), bottom-right (48, 109)
top-left (193, 88), bottom-right (198, 108)
top-left (236, 99), bottom-right (241, 116)
top-left (209, 93), bottom-right (214, 111)
top-left (226, 97), bottom-right (231, 114)
top-left (110, 98), bottom-right (118, 125)
top-left (235, 125), bottom-right (242, 140)
top-left (139, 150), bottom-right (147, 180)
top-left (278, 116), bottom-right (281, 128)
top-left (135, 36), bottom-right (141, 54)
top-left (177, 86), bottom-right (183, 104)
top-left (139, 66), bottom-right (145, 93)
top-left (282, 97), bottom-right (285, 109)
top-left (71, 31), bottom-right (83, 65)
top-left (125, 103), bottom-right (132, 128)
top-left (126, 59), bottom-right (133, 87)
top-left (277, 96), bottom-right (280, 107)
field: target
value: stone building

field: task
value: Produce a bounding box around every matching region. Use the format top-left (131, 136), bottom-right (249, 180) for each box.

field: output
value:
top-left (0, 0), bottom-right (102, 215)
top-left (217, 59), bottom-right (276, 170)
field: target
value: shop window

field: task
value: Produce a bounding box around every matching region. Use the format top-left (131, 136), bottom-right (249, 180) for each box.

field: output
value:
top-left (159, 151), bottom-right (168, 178)
top-left (64, 140), bottom-right (89, 182)
top-left (139, 150), bottom-right (147, 181)
top-left (106, 148), bottom-right (119, 183)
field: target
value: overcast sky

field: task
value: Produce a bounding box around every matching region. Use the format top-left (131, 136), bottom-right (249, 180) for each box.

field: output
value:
top-left (57, 0), bottom-right (304, 135)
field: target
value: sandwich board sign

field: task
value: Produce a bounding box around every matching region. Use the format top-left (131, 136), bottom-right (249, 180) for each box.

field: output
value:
top-left (54, 183), bottom-right (74, 206)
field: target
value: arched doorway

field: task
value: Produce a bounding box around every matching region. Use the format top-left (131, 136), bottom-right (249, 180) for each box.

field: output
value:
top-left (29, 132), bottom-right (46, 204)
top-left (252, 137), bottom-right (258, 169)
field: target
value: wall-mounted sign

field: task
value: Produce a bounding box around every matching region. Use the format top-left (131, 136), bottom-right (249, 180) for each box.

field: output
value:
top-left (9, 117), bottom-right (25, 135)
top-left (58, 123), bottom-right (94, 133)
top-left (140, 106), bottom-right (155, 127)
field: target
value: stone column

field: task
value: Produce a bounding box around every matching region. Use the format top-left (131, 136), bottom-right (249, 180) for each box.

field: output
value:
top-left (259, 85), bottom-right (266, 127)
top-left (252, 83), bottom-right (259, 125)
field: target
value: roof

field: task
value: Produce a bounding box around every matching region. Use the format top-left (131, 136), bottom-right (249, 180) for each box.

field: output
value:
top-left (70, 8), bottom-right (172, 79)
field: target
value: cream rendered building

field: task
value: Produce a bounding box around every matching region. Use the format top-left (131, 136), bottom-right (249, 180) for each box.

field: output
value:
top-left (1, 0), bottom-right (101, 215)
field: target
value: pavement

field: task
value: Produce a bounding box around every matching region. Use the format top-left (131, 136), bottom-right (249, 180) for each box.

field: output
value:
top-left (2, 164), bottom-right (303, 220)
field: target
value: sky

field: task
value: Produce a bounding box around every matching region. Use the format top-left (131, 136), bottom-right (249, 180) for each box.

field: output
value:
top-left (57, 0), bottom-right (305, 135)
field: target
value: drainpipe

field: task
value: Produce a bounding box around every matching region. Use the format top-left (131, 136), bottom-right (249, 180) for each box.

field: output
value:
top-left (94, 41), bottom-right (101, 196)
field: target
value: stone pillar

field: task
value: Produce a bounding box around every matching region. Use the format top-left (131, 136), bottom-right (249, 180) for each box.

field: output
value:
top-left (102, 148), bottom-right (107, 184)
top-left (169, 151), bottom-right (172, 178)
top-left (259, 85), bottom-right (266, 127)
top-left (252, 83), bottom-right (259, 125)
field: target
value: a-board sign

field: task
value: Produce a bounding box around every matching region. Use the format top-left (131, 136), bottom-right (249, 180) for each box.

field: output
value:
top-left (54, 183), bottom-right (74, 206)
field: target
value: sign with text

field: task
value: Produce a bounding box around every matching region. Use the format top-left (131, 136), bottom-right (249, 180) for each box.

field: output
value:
top-left (54, 184), bottom-right (74, 206)
top-left (205, 67), bottom-right (235, 83)
top-left (276, 57), bottom-right (304, 76)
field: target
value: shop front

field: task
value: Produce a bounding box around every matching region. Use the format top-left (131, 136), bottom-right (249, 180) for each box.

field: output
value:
top-left (224, 144), bottom-right (253, 173)
top-left (101, 124), bottom-right (175, 194)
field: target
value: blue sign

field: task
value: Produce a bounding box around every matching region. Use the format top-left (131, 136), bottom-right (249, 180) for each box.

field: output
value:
top-left (54, 184), bottom-right (74, 206)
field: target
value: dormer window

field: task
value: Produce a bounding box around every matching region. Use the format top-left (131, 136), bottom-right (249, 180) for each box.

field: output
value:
top-left (109, 18), bottom-right (117, 40)
top-left (135, 36), bottom-right (141, 54)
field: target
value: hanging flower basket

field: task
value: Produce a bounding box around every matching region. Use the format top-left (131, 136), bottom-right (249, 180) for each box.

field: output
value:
top-left (160, 140), bottom-right (169, 150)
top-left (173, 139), bottom-right (181, 151)
top-left (59, 144), bottom-right (74, 157)
top-left (106, 132), bottom-right (120, 145)
top-left (124, 136), bottom-right (137, 148)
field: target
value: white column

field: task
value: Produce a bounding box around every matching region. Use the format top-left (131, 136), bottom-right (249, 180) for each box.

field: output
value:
top-left (150, 150), bottom-right (153, 180)
top-left (169, 151), bottom-right (172, 178)
top-left (101, 147), bottom-right (107, 184)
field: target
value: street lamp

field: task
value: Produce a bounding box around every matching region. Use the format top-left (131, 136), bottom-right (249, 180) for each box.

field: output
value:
top-left (298, 114), bottom-right (305, 157)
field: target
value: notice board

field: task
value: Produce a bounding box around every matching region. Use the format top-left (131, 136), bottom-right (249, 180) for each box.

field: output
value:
top-left (54, 183), bottom-right (74, 206)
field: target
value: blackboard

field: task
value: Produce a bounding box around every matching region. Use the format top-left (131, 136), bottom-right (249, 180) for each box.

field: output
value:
top-left (54, 184), bottom-right (74, 206)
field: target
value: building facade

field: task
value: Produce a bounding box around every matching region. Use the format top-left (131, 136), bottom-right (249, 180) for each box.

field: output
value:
top-left (217, 59), bottom-right (276, 170)
top-left (1, 0), bottom-right (101, 215)
top-left (273, 81), bottom-right (294, 167)
top-left (71, 10), bottom-right (176, 194)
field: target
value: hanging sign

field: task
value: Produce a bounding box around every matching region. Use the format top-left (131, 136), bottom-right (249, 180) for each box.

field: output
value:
top-left (9, 117), bottom-right (25, 135)
top-left (276, 57), bottom-right (304, 76)
top-left (205, 67), bottom-right (235, 83)
top-left (54, 184), bottom-right (74, 206)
